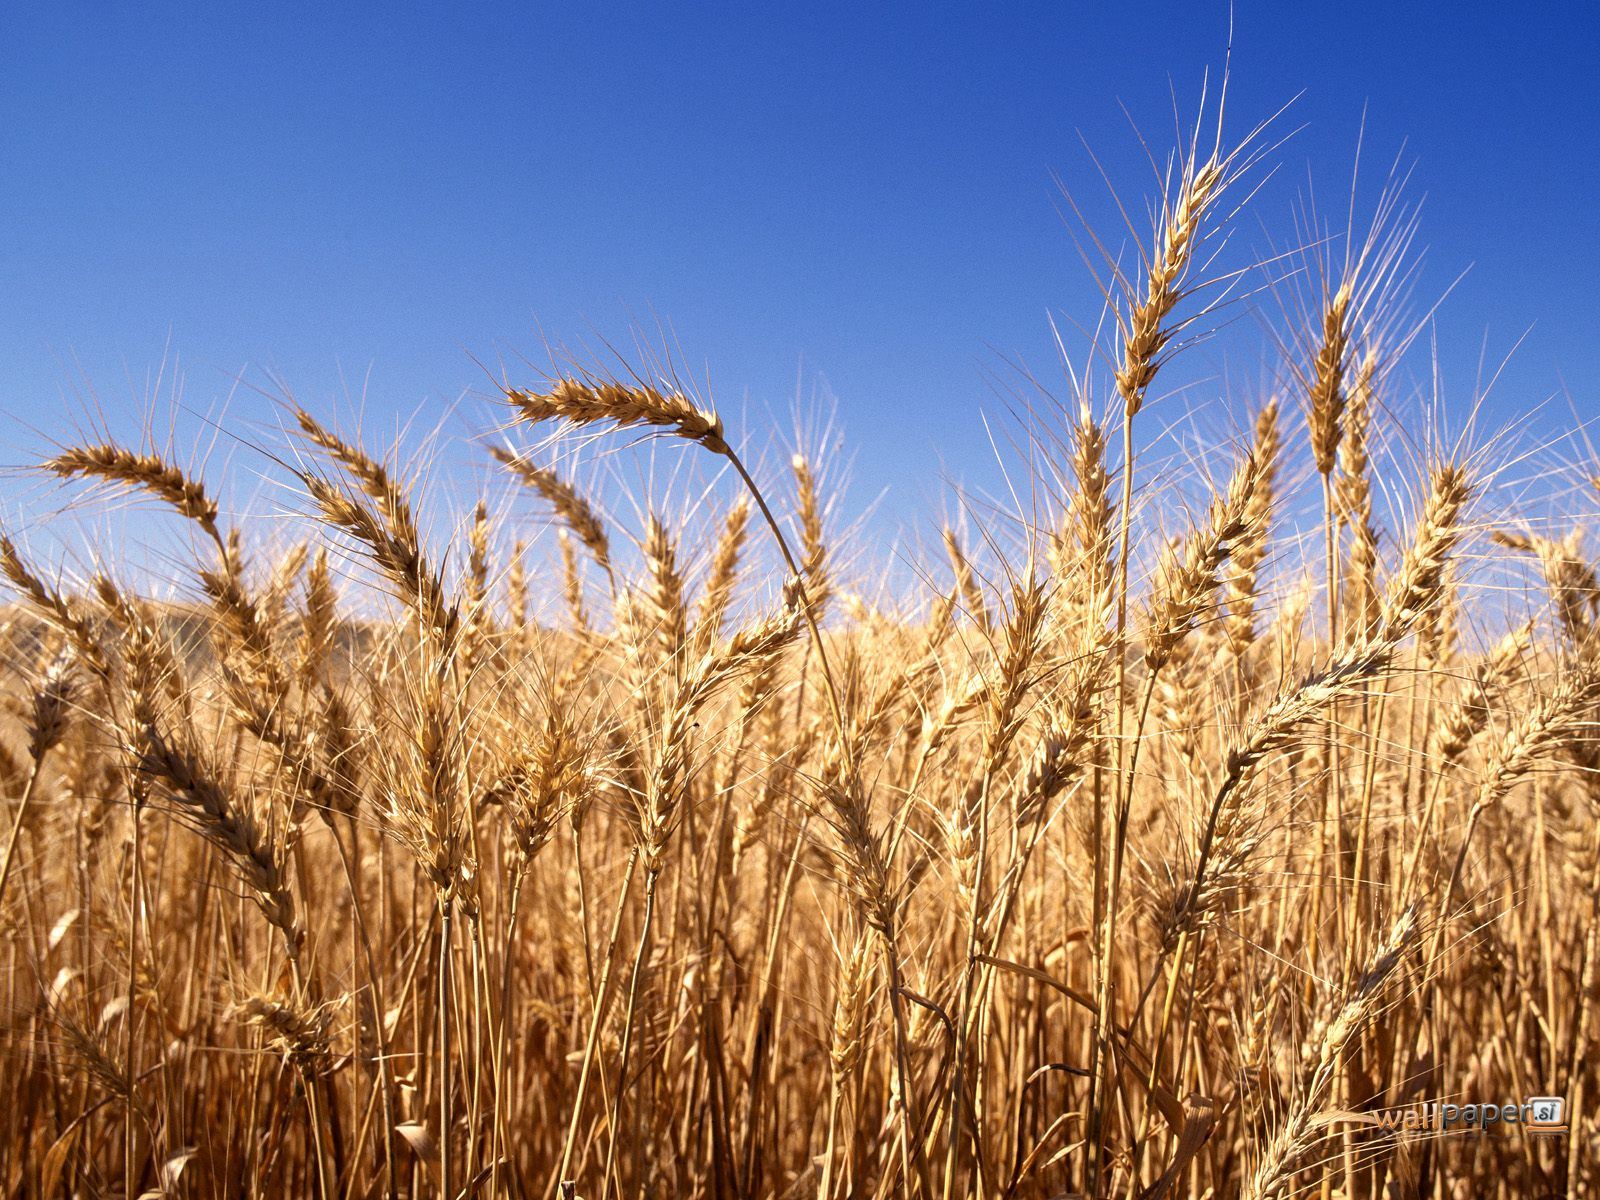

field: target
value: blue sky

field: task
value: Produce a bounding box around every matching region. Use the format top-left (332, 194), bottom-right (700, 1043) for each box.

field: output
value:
top-left (3, 2), bottom-right (1598, 538)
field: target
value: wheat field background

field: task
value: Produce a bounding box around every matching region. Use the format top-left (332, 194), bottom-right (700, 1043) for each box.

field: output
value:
top-left (1, 89), bottom-right (1597, 1200)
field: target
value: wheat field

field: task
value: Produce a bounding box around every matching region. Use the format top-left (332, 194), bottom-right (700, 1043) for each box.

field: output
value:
top-left (1, 102), bottom-right (1597, 1200)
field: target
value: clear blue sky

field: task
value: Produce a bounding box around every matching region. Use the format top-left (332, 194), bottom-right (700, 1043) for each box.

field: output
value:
top-left (3, 2), bottom-right (1598, 531)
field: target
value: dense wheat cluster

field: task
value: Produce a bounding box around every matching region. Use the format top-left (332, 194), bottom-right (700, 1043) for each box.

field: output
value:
top-left (2, 106), bottom-right (1598, 1200)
